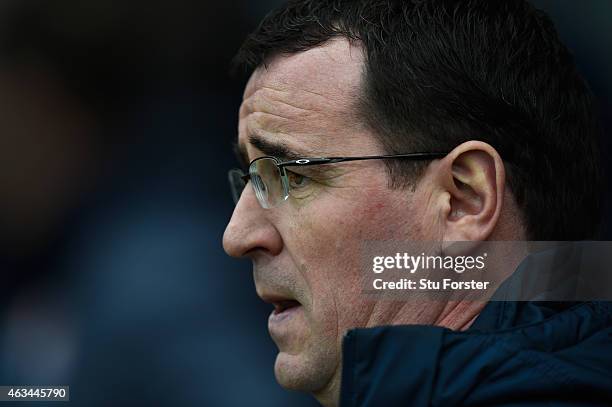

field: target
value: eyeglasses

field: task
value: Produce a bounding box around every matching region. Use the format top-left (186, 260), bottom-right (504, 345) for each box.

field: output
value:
top-left (228, 152), bottom-right (447, 209)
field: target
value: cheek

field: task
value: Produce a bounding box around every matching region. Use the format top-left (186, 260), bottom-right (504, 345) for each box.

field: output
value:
top-left (290, 188), bottom-right (410, 276)
top-left (287, 192), bottom-right (405, 330)
top-left (334, 193), bottom-right (411, 240)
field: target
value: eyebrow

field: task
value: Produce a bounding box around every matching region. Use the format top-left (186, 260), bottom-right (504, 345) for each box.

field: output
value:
top-left (234, 134), bottom-right (316, 167)
top-left (248, 134), bottom-right (307, 161)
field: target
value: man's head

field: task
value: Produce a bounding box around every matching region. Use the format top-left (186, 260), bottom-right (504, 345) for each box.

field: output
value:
top-left (223, 0), bottom-right (601, 404)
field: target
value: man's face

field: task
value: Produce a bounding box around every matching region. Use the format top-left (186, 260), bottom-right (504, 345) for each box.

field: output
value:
top-left (223, 39), bottom-right (434, 395)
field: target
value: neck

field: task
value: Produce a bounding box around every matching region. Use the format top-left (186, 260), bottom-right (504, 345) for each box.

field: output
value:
top-left (312, 300), bottom-right (485, 407)
top-left (434, 300), bottom-right (486, 330)
top-left (313, 364), bottom-right (342, 407)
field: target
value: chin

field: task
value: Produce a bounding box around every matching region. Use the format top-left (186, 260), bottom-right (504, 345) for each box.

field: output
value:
top-left (273, 351), bottom-right (332, 393)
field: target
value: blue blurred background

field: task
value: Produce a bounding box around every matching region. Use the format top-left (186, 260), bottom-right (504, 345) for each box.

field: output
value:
top-left (0, 1), bottom-right (610, 406)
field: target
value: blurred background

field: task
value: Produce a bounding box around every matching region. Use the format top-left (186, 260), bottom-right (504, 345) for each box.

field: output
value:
top-left (0, 0), bottom-right (610, 406)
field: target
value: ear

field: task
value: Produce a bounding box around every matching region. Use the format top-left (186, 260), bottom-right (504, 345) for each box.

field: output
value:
top-left (435, 141), bottom-right (505, 242)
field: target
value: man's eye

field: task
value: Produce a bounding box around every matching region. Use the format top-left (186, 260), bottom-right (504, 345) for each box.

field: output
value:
top-left (287, 170), bottom-right (311, 189)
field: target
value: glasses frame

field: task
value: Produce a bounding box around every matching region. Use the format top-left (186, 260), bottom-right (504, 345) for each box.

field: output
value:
top-left (229, 152), bottom-right (448, 208)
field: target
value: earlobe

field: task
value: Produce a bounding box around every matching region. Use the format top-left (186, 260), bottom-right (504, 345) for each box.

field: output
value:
top-left (440, 141), bottom-right (505, 242)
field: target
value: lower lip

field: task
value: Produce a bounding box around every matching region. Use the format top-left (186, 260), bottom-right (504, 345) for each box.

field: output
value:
top-left (269, 305), bottom-right (302, 324)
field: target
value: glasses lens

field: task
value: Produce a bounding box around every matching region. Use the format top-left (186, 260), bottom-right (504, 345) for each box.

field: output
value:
top-left (250, 157), bottom-right (287, 208)
top-left (228, 169), bottom-right (246, 205)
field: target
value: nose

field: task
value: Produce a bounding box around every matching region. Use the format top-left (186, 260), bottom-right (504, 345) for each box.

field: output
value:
top-left (223, 183), bottom-right (283, 258)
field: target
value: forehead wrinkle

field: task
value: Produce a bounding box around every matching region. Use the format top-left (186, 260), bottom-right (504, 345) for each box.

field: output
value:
top-left (242, 100), bottom-right (347, 154)
top-left (241, 84), bottom-right (361, 142)
top-left (245, 111), bottom-right (305, 138)
top-left (240, 85), bottom-right (350, 151)
top-left (241, 84), bottom-right (335, 124)
top-left (253, 86), bottom-right (313, 114)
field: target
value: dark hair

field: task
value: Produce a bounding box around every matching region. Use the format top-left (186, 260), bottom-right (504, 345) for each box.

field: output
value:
top-left (233, 0), bottom-right (602, 240)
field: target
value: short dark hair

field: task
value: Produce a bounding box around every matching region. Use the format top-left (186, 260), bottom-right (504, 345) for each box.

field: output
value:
top-left (233, 0), bottom-right (602, 240)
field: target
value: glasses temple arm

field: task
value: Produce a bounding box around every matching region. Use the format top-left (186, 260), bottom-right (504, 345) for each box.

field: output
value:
top-left (278, 153), bottom-right (447, 167)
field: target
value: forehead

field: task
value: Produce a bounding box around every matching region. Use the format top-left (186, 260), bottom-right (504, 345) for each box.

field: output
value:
top-left (243, 38), bottom-right (364, 105)
top-left (239, 38), bottom-right (378, 157)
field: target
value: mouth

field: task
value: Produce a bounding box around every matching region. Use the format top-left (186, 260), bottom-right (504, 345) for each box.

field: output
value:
top-left (259, 294), bottom-right (303, 322)
top-left (272, 300), bottom-right (301, 315)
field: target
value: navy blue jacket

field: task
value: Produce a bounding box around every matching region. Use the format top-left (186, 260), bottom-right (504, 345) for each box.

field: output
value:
top-left (340, 301), bottom-right (612, 406)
